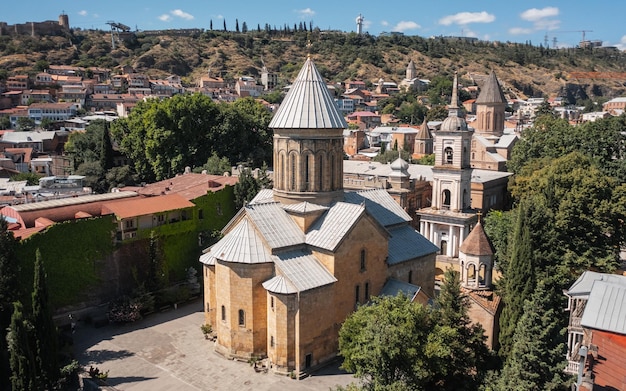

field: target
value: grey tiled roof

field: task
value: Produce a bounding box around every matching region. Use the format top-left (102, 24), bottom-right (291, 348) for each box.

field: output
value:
top-left (271, 249), bottom-right (337, 293)
top-left (344, 188), bottom-right (412, 228)
top-left (268, 57), bottom-right (347, 130)
top-left (245, 202), bottom-right (305, 250)
top-left (262, 275), bottom-right (298, 294)
top-left (201, 218), bottom-right (273, 265)
top-left (581, 280), bottom-right (626, 335)
top-left (306, 202), bottom-right (365, 251)
top-left (282, 201), bottom-right (329, 214)
top-left (380, 278), bottom-right (422, 301)
top-left (387, 225), bottom-right (439, 265)
top-left (249, 189), bottom-right (275, 204)
top-left (475, 71), bottom-right (506, 104)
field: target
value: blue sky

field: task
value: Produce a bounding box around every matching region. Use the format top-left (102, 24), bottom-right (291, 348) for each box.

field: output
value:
top-left (3, 1), bottom-right (626, 50)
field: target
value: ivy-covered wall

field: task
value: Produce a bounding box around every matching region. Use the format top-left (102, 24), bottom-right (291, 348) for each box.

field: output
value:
top-left (14, 186), bottom-right (237, 312)
top-left (16, 217), bottom-right (116, 310)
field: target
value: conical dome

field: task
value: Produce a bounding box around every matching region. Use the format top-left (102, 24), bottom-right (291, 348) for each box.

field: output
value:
top-left (269, 57), bottom-right (347, 130)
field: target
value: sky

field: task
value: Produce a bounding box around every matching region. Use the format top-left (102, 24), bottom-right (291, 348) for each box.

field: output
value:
top-left (3, 1), bottom-right (626, 50)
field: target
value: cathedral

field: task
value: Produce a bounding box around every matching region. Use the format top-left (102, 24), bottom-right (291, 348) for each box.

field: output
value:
top-left (200, 56), bottom-right (438, 376)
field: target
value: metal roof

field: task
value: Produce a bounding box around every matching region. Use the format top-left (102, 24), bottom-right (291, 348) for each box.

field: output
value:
top-left (344, 188), bottom-right (411, 227)
top-left (262, 275), bottom-right (298, 294)
top-left (202, 218), bottom-right (273, 265)
top-left (581, 280), bottom-right (626, 335)
top-left (387, 225), bottom-right (439, 265)
top-left (476, 71), bottom-right (507, 104)
top-left (380, 278), bottom-right (421, 301)
top-left (567, 271), bottom-right (626, 298)
top-left (245, 202), bottom-right (305, 249)
top-left (271, 249), bottom-right (337, 293)
top-left (282, 201), bottom-right (329, 214)
top-left (249, 188), bottom-right (275, 204)
top-left (8, 191), bottom-right (138, 212)
top-left (306, 202), bottom-right (365, 251)
top-left (268, 57), bottom-right (347, 130)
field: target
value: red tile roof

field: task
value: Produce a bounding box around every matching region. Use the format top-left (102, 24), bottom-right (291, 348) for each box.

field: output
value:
top-left (120, 173), bottom-right (238, 201)
top-left (102, 193), bottom-right (195, 219)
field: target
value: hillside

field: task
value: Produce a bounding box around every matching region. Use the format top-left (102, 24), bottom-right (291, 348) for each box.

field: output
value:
top-left (1, 29), bottom-right (626, 102)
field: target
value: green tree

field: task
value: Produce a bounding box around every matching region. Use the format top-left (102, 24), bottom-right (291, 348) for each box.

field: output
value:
top-left (39, 118), bottom-right (54, 131)
top-left (414, 154), bottom-right (435, 166)
top-left (426, 105), bottom-right (449, 121)
top-left (0, 116), bottom-right (11, 130)
top-left (430, 269), bottom-right (491, 391)
top-left (0, 218), bottom-right (19, 387)
top-left (534, 100), bottom-right (555, 119)
top-left (339, 294), bottom-right (435, 390)
top-left (193, 152), bottom-right (231, 175)
top-left (7, 301), bottom-right (38, 391)
top-left (396, 101), bottom-right (427, 124)
top-left (495, 281), bottom-right (569, 391)
top-left (498, 202), bottom-right (535, 360)
top-left (16, 117), bottom-right (35, 131)
top-left (31, 250), bottom-right (58, 388)
top-left (372, 149), bottom-right (412, 164)
top-left (9, 172), bottom-right (40, 186)
top-left (233, 168), bottom-right (261, 209)
top-left (75, 160), bottom-right (105, 193)
top-left (147, 231), bottom-right (164, 293)
top-left (100, 123), bottom-right (114, 171)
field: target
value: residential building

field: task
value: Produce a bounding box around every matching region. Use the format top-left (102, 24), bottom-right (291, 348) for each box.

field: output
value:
top-left (602, 97), bottom-right (626, 112)
top-left (6, 75), bottom-right (29, 91)
top-left (20, 89), bottom-right (54, 105)
top-left (200, 57), bottom-right (437, 377)
top-left (28, 102), bottom-right (79, 123)
top-left (235, 77), bottom-right (264, 97)
top-left (564, 271), bottom-right (626, 391)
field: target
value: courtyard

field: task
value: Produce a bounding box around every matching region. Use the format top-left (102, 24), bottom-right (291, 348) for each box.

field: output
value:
top-left (74, 300), bottom-right (356, 390)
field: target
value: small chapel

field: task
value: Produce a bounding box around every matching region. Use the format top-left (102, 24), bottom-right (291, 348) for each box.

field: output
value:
top-left (200, 56), bottom-right (438, 376)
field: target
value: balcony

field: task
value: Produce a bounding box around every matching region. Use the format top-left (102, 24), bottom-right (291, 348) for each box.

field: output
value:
top-left (565, 360), bottom-right (579, 375)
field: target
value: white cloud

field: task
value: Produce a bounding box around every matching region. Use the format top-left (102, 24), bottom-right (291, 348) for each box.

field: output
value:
top-left (392, 21), bottom-right (421, 32)
top-left (171, 9), bottom-right (194, 20)
top-left (381, 20), bottom-right (389, 27)
top-left (509, 27), bottom-right (533, 35)
top-left (78, 10), bottom-right (88, 17)
top-left (534, 19), bottom-right (560, 31)
top-left (362, 19), bottom-right (372, 29)
top-left (296, 8), bottom-right (315, 18)
top-left (616, 35), bottom-right (626, 51)
top-left (520, 7), bottom-right (559, 22)
top-left (215, 14), bottom-right (224, 20)
top-left (438, 11), bottom-right (495, 26)
top-left (158, 14), bottom-right (171, 22)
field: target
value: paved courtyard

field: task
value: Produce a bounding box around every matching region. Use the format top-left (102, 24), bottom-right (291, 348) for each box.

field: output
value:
top-left (74, 299), bottom-right (357, 390)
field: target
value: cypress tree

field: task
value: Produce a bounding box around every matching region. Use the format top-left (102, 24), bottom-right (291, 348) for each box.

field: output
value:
top-left (0, 218), bottom-right (19, 386)
top-left (31, 250), bottom-right (58, 388)
top-left (431, 268), bottom-right (491, 390)
top-left (498, 201), bottom-right (536, 360)
top-left (496, 280), bottom-right (568, 390)
top-left (8, 301), bottom-right (38, 391)
top-left (100, 122), bottom-right (114, 171)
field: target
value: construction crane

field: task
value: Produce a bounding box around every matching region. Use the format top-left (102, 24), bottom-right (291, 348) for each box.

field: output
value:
top-left (106, 21), bottom-right (130, 49)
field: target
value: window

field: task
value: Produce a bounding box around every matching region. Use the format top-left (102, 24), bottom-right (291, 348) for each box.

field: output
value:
top-left (270, 335), bottom-right (275, 347)
top-left (198, 209), bottom-right (204, 220)
top-left (206, 302), bottom-right (210, 312)
top-left (270, 296), bottom-right (274, 310)
top-left (238, 309), bottom-right (245, 326)
top-left (442, 190), bottom-right (451, 209)
top-left (440, 240), bottom-right (447, 255)
top-left (125, 219), bottom-right (134, 229)
top-left (360, 249), bottom-right (366, 271)
top-left (364, 282), bottom-right (369, 301)
top-left (221, 305), bottom-right (226, 321)
top-left (408, 270), bottom-right (413, 284)
top-left (305, 353), bottom-right (312, 369)
top-left (355, 285), bottom-right (360, 305)
top-left (444, 147), bottom-right (453, 164)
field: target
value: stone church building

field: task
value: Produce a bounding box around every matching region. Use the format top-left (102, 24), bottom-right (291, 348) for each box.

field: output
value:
top-left (200, 57), bottom-right (438, 376)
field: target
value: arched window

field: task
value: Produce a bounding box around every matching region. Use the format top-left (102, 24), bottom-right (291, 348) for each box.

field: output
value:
top-left (444, 147), bottom-right (453, 164)
top-left (304, 153), bottom-right (310, 189)
top-left (468, 264), bottom-right (476, 283)
top-left (365, 282), bottom-right (369, 301)
top-left (486, 112), bottom-right (492, 130)
top-left (221, 305), bottom-right (226, 321)
top-left (331, 154), bottom-right (336, 190)
top-left (442, 190), bottom-right (451, 209)
top-left (463, 189), bottom-right (468, 209)
top-left (440, 240), bottom-right (447, 255)
top-left (318, 154), bottom-right (324, 190)
top-left (479, 264), bottom-right (487, 287)
top-left (238, 309), bottom-right (245, 326)
top-left (279, 153), bottom-right (285, 189)
top-left (290, 154), bottom-right (296, 190)
top-left (360, 249), bottom-right (366, 271)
